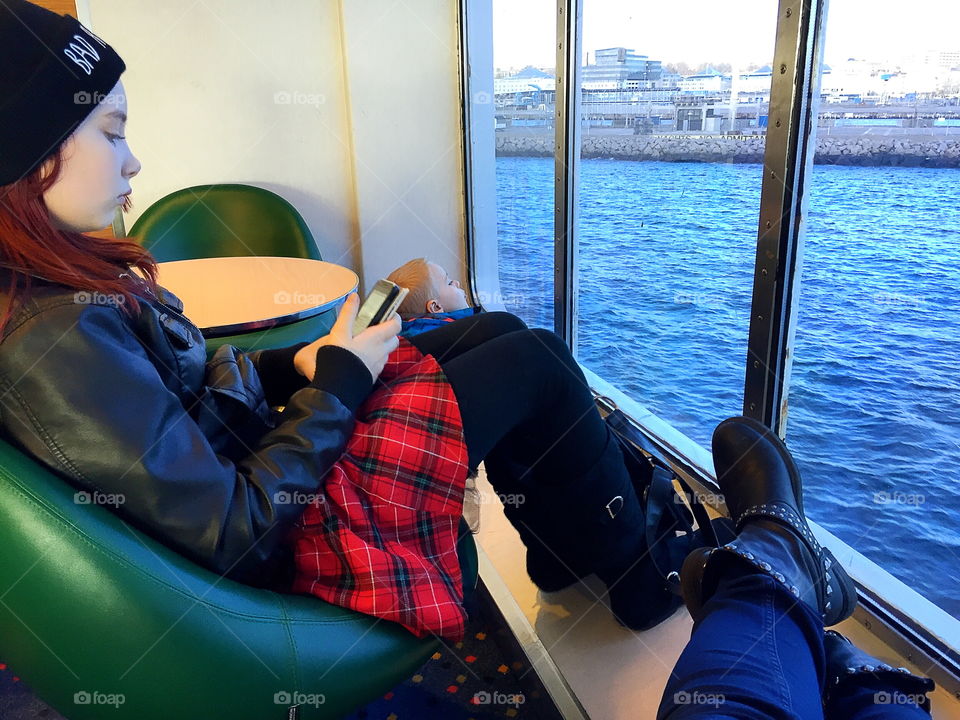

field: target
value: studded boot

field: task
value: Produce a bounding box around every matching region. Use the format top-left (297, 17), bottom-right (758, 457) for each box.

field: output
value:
top-left (823, 630), bottom-right (935, 714)
top-left (680, 416), bottom-right (858, 627)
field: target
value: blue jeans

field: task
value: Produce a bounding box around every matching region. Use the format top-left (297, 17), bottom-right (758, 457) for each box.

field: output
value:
top-left (657, 572), bottom-right (929, 719)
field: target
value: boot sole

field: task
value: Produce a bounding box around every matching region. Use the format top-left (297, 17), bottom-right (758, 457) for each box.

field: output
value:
top-left (821, 546), bottom-right (859, 626)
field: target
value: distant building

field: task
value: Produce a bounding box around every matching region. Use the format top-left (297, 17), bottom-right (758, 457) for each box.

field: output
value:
top-left (818, 58), bottom-right (935, 102)
top-left (737, 65), bottom-right (772, 94)
top-left (582, 47), bottom-right (662, 90)
top-left (678, 69), bottom-right (730, 94)
top-left (493, 65), bottom-right (556, 96)
top-left (652, 71), bottom-right (682, 91)
top-left (921, 50), bottom-right (960, 70)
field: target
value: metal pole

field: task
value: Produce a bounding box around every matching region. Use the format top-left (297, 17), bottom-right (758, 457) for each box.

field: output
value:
top-left (553, 0), bottom-right (582, 349)
top-left (742, 0), bottom-right (828, 436)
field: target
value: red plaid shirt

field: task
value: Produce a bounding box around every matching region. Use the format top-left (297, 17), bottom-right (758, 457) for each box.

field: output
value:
top-left (284, 338), bottom-right (469, 640)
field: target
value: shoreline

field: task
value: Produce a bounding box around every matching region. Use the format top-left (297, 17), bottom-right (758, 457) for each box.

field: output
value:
top-left (495, 133), bottom-right (960, 168)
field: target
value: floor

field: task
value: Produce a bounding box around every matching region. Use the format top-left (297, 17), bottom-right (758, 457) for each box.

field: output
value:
top-left (472, 468), bottom-right (960, 720)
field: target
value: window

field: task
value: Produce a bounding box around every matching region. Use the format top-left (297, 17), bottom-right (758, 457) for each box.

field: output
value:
top-left (787, 0), bottom-right (960, 619)
top-left (573, 1), bottom-right (777, 451)
top-left (471, 0), bottom-right (960, 648)
top-left (492, 0), bottom-right (557, 330)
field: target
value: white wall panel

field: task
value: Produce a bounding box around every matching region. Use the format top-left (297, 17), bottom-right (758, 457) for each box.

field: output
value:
top-left (81, 0), bottom-right (466, 285)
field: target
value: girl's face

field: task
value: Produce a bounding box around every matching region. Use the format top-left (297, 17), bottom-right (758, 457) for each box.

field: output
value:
top-left (42, 80), bottom-right (141, 233)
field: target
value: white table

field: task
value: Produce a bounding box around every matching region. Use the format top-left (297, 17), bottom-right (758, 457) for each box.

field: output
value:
top-left (154, 256), bottom-right (358, 338)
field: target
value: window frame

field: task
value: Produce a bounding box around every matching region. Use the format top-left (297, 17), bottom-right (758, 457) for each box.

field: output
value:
top-left (742, 0), bottom-right (821, 435)
top-left (459, 0), bottom-right (960, 697)
top-left (553, 0), bottom-right (583, 351)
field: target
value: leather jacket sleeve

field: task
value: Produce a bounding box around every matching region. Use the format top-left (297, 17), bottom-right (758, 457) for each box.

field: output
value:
top-left (0, 298), bottom-right (356, 586)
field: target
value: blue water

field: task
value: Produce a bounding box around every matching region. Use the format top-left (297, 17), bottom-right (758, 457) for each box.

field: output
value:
top-left (496, 156), bottom-right (960, 618)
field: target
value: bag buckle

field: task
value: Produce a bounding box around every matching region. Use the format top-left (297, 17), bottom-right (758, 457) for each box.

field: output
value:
top-left (605, 495), bottom-right (624, 519)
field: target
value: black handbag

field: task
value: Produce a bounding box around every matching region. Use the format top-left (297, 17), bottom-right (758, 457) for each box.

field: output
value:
top-left (595, 394), bottom-right (734, 595)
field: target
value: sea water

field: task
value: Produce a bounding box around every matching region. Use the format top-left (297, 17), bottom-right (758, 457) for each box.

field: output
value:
top-left (496, 156), bottom-right (960, 618)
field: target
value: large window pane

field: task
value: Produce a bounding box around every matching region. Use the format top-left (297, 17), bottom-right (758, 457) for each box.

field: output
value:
top-left (491, 0), bottom-right (960, 619)
top-left (789, 0), bottom-right (960, 617)
top-left (493, 0), bottom-right (556, 330)
top-left (573, 1), bottom-right (777, 449)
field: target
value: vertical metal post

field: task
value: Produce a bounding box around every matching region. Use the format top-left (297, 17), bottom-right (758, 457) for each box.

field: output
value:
top-left (554, 0), bottom-right (582, 349)
top-left (742, 0), bottom-right (828, 436)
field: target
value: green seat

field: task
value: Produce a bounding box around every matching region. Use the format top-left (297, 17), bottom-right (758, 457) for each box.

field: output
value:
top-left (129, 183), bottom-right (322, 263)
top-left (0, 438), bottom-right (478, 719)
top-left (129, 183), bottom-right (343, 355)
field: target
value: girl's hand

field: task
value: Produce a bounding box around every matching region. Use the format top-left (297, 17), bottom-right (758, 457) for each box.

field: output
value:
top-left (293, 293), bottom-right (401, 382)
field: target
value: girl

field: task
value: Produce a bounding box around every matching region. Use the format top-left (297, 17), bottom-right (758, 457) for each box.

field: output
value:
top-left (0, 0), bottom-right (675, 641)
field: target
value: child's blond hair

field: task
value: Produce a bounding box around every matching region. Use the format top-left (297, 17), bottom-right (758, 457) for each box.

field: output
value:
top-left (386, 258), bottom-right (436, 318)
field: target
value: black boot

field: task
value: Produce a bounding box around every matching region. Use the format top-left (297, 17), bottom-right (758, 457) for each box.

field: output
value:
top-left (823, 630), bottom-right (934, 714)
top-left (681, 416), bottom-right (858, 626)
top-left (584, 432), bottom-right (682, 631)
top-left (485, 428), bottom-right (680, 630)
top-left (484, 434), bottom-right (589, 592)
top-left (513, 509), bottom-right (589, 593)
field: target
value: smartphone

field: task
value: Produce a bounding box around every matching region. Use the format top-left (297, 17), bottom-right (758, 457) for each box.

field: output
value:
top-left (352, 279), bottom-right (409, 335)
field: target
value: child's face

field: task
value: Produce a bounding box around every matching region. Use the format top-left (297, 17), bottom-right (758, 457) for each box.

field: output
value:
top-left (428, 262), bottom-right (468, 312)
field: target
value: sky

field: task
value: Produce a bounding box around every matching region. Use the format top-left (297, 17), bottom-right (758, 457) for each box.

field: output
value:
top-left (493, 0), bottom-right (960, 71)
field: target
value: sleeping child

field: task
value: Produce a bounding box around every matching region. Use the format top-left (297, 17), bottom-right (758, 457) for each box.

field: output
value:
top-left (386, 258), bottom-right (478, 337)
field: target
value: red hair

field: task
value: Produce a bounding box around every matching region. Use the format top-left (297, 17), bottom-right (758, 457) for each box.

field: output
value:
top-left (0, 149), bottom-right (160, 335)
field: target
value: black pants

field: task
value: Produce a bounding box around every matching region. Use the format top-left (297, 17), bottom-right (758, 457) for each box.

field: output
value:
top-left (408, 312), bottom-right (608, 478)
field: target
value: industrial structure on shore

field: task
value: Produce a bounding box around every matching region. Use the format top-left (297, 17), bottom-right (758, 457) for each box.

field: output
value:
top-left (494, 46), bottom-right (960, 135)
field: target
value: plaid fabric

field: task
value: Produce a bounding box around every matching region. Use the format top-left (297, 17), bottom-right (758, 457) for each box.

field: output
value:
top-left (285, 338), bottom-right (469, 640)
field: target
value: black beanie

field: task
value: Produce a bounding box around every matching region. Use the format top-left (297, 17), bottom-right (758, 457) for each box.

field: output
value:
top-left (0, 0), bottom-right (125, 186)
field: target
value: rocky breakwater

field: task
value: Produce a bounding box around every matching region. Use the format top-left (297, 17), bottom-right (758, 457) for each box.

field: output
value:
top-left (495, 132), bottom-right (960, 168)
top-left (816, 135), bottom-right (960, 167)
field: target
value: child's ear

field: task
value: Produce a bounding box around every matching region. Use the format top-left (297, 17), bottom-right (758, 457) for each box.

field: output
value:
top-left (426, 299), bottom-right (443, 314)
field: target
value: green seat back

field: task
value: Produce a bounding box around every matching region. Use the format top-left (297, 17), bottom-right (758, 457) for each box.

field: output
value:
top-left (129, 184), bottom-right (322, 263)
top-left (0, 437), bottom-right (478, 719)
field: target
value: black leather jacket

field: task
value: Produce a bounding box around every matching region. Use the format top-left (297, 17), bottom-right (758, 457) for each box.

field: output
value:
top-left (0, 273), bottom-right (373, 587)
